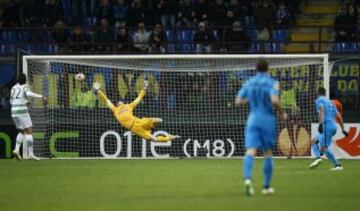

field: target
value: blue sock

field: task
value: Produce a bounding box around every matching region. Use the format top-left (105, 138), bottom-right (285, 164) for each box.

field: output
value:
top-left (311, 143), bottom-right (321, 158)
top-left (324, 149), bottom-right (340, 167)
top-left (243, 154), bottom-right (254, 180)
top-left (263, 157), bottom-right (273, 189)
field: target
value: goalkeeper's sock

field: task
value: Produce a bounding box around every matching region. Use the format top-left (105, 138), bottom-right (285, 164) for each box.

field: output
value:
top-left (14, 133), bottom-right (24, 152)
top-left (25, 134), bottom-right (34, 156)
top-left (311, 143), bottom-right (321, 159)
top-left (324, 149), bottom-right (340, 167)
top-left (243, 154), bottom-right (254, 180)
top-left (263, 157), bottom-right (273, 189)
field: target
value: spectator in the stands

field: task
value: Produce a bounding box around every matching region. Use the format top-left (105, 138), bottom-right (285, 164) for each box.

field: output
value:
top-left (258, 27), bottom-right (270, 41)
top-left (52, 20), bottom-right (69, 53)
top-left (176, 0), bottom-right (192, 27)
top-left (72, 82), bottom-right (96, 108)
top-left (194, 22), bottom-right (216, 53)
top-left (194, 0), bottom-right (210, 24)
top-left (335, 6), bottom-right (352, 41)
top-left (94, 18), bottom-right (114, 52)
top-left (113, 0), bottom-right (129, 27)
top-left (132, 22), bottom-right (151, 52)
top-left (116, 27), bottom-right (131, 53)
top-left (96, 0), bottom-right (114, 24)
top-left (224, 21), bottom-right (250, 53)
top-left (210, 0), bottom-right (226, 26)
top-left (224, 10), bottom-right (236, 26)
top-left (42, 0), bottom-right (63, 26)
top-left (154, 0), bottom-right (177, 28)
top-left (276, 1), bottom-right (294, 27)
top-left (254, 0), bottom-right (275, 26)
top-left (347, 4), bottom-right (358, 40)
top-left (71, 0), bottom-right (88, 25)
top-left (20, 0), bottom-right (40, 26)
top-left (128, 0), bottom-right (146, 26)
top-left (68, 25), bottom-right (89, 53)
top-left (227, 0), bottom-right (241, 19)
top-left (2, 0), bottom-right (20, 27)
top-left (149, 24), bottom-right (168, 53)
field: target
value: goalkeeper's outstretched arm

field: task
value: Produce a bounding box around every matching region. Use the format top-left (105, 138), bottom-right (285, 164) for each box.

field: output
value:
top-left (93, 82), bottom-right (115, 111)
top-left (129, 80), bottom-right (149, 108)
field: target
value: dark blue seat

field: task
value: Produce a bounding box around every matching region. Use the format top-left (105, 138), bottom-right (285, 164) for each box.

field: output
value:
top-left (272, 29), bottom-right (288, 41)
top-left (179, 44), bottom-right (194, 53)
top-left (36, 31), bottom-right (53, 42)
top-left (1, 44), bottom-right (15, 55)
top-left (34, 44), bottom-right (54, 53)
top-left (17, 44), bottom-right (32, 52)
top-left (350, 42), bottom-right (360, 52)
top-left (249, 43), bottom-right (260, 53)
top-left (165, 30), bottom-right (174, 42)
top-left (243, 16), bottom-right (254, 26)
top-left (177, 30), bottom-right (193, 43)
top-left (246, 30), bottom-right (258, 41)
top-left (271, 43), bottom-right (281, 53)
top-left (2, 31), bottom-right (16, 44)
top-left (333, 42), bottom-right (351, 52)
top-left (167, 44), bottom-right (175, 53)
top-left (17, 31), bottom-right (30, 42)
top-left (0, 63), bottom-right (16, 86)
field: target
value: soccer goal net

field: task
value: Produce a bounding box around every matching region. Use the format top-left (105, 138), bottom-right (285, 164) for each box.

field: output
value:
top-left (22, 54), bottom-right (329, 159)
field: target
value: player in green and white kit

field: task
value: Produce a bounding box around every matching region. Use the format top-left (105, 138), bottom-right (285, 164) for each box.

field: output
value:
top-left (10, 73), bottom-right (47, 160)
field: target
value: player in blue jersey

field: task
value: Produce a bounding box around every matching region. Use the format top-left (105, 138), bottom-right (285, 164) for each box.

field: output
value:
top-left (309, 87), bottom-right (348, 170)
top-left (236, 59), bottom-right (287, 196)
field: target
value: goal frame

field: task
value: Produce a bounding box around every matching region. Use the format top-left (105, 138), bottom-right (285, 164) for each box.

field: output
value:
top-left (22, 54), bottom-right (330, 159)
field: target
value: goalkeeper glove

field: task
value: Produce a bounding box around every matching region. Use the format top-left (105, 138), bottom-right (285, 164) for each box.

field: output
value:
top-left (318, 123), bottom-right (323, 133)
top-left (92, 82), bottom-right (101, 92)
top-left (342, 130), bottom-right (348, 136)
top-left (143, 80), bottom-right (149, 90)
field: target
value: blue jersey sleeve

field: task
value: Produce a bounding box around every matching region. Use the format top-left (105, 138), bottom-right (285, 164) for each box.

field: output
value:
top-left (269, 81), bottom-right (280, 97)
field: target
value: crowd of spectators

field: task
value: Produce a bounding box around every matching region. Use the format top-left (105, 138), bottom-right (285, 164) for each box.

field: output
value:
top-left (0, 0), bottom-right (302, 53)
top-left (335, 0), bottom-right (359, 41)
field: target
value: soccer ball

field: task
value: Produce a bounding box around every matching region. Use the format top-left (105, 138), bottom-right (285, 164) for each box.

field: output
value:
top-left (75, 73), bottom-right (85, 81)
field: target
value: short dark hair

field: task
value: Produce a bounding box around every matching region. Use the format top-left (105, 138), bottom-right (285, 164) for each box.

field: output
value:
top-left (256, 59), bottom-right (268, 72)
top-left (317, 87), bottom-right (326, 96)
top-left (17, 73), bottom-right (27, 85)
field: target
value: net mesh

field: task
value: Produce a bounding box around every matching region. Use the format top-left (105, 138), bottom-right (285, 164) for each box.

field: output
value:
top-left (24, 55), bottom-right (327, 158)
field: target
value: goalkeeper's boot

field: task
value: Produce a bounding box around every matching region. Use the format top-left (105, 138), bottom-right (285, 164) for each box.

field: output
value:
top-left (330, 165), bottom-right (343, 171)
top-left (244, 179), bottom-right (255, 196)
top-left (12, 150), bottom-right (22, 161)
top-left (28, 155), bottom-right (40, 161)
top-left (262, 187), bottom-right (275, 195)
top-left (309, 158), bottom-right (323, 169)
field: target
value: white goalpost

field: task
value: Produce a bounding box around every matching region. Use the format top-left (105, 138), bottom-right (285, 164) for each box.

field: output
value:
top-left (22, 54), bottom-right (329, 159)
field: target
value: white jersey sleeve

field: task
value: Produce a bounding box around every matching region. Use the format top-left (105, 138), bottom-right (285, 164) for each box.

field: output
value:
top-left (10, 84), bottom-right (42, 117)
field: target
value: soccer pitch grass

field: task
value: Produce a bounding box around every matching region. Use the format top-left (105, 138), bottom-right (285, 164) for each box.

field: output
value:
top-left (0, 159), bottom-right (359, 211)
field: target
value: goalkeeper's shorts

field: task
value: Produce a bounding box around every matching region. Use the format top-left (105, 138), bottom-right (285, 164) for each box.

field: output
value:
top-left (131, 118), bottom-right (156, 140)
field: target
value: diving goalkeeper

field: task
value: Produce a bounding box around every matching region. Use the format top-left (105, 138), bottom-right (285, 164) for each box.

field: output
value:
top-left (93, 80), bottom-right (179, 142)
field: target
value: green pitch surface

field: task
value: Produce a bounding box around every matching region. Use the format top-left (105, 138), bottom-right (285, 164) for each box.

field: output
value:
top-left (0, 159), bottom-right (359, 211)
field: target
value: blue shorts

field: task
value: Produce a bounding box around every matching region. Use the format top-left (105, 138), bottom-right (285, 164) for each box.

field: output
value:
top-left (318, 122), bottom-right (337, 148)
top-left (245, 122), bottom-right (276, 151)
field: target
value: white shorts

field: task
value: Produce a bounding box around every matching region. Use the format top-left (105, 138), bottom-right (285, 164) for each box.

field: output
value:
top-left (12, 114), bottom-right (33, 129)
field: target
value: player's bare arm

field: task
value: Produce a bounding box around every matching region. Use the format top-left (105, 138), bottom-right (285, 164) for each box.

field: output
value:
top-left (336, 112), bottom-right (348, 136)
top-left (271, 95), bottom-right (287, 121)
top-left (235, 96), bottom-right (247, 106)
